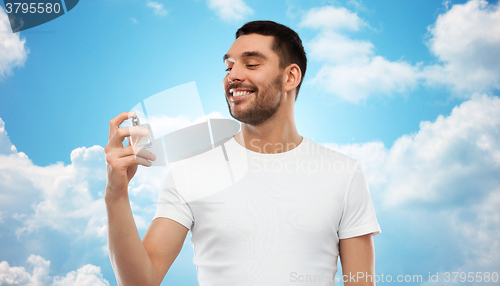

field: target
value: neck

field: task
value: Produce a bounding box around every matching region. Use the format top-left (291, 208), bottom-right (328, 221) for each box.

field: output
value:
top-left (234, 94), bottom-right (302, 154)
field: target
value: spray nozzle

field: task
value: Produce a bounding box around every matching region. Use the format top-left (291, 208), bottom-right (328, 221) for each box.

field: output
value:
top-left (131, 115), bottom-right (140, 126)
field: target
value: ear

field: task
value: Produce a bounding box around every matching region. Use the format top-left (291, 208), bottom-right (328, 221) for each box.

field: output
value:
top-left (283, 64), bottom-right (301, 98)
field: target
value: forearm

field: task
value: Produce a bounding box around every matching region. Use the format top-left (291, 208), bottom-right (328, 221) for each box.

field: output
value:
top-left (106, 189), bottom-right (157, 286)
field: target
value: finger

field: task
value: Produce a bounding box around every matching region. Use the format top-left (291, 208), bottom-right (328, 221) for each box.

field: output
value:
top-left (134, 155), bottom-right (153, 167)
top-left (114, 145), bottom-right (157, 161)
top-left (109, 126), bottom-right (150, 148)
top-left (108, 111), bottom-right (136, 141)
top-left (132, 146), bottom-right (157, 161)
top-left (107, 149), bottom-right (153, 169)
top-left (119, 153), bottom-right (152, 167)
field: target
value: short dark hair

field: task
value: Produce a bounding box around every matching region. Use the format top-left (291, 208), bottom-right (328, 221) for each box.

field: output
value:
top-left (236, 21), bottom-right (307, 100)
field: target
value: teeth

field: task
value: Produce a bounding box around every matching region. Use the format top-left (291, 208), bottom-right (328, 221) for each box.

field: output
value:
top-left (232, 91), bottom-right (252, 97)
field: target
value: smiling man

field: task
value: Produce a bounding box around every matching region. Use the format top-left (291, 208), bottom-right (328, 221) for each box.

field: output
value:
top-left (105, 21), bottom-right (381, 286)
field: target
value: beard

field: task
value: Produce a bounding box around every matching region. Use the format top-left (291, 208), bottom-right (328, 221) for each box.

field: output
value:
top-left (225, 74), bottom-right (283, 126)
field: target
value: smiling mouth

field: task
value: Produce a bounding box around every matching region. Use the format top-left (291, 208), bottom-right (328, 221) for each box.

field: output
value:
top-left (229, 89), bottom-right (255, 97)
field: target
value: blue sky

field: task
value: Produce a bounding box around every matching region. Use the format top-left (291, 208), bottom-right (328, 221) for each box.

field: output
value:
top-left (1, 0), bottom-right (499, 285)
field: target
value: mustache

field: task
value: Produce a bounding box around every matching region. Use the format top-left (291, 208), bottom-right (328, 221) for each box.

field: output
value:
top-left (225, 83), bottom-right (258, 95)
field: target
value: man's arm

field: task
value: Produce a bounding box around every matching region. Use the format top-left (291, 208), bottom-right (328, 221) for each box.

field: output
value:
top-left (105, 112), bottom-right (188, 286)
top-left (142, 218), bottom-right (189, 284)
top-left (106, 194), bottom-right (188, 286)
top-left (339, 233), bottom-right (376, 286)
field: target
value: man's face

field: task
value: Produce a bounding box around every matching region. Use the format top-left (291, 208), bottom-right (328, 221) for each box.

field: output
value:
top-left (223, 34), bottom-right (284, 126)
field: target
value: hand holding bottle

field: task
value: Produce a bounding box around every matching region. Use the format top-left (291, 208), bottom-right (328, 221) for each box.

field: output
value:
top-left (104, 111), bottom-right (156, 202)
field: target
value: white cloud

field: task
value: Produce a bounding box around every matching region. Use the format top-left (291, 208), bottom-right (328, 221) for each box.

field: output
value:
top-left (424, 0), bottom-right (500, 94)
top-left (147, 1), bottom-right (168, 17)
top-left (0, 119), bottom-right (42, 216)
top-left (382, 94), bottom-right (500, 207)
top-left (301, 6), bottom-right (420, 103)
top-left (446, 189), bottom-right (500, 276)
top-left (300, 6), bottom-right (367, 31)
top-left (0, 118), bottom-right (18, 155)
top-left (11, 145), bottom-right (108, 237)
top-left (0, 117), bottom-right (110, 237)
top-left (0, 255), bottom-right (109, 286)
top-left (346, 0), bottom-right (366, 12)
top-left (328, 95), bottom-right (500, 208)
top-left (0, 7), bottom-right (29, 80)
top-left (207, 0), bottom-right (254, 23)
top-left (307, 31), bottom-right (374, 65)
top-left (311, 56), bottom-right (420, 103)
top-left (0, 151), bottom-right (42, 216)
top-left (304, 1), bottom-right (500, 103)
top-left (52, 264), bottom-right (110, 286)
top-left (204, 111), bottom-right (226, 120)
top-left (0, 255), bottom-right (51, 285)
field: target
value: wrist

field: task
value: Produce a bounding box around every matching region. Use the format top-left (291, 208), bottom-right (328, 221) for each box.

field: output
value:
top-left (104, 186), bottom-right (129, 205)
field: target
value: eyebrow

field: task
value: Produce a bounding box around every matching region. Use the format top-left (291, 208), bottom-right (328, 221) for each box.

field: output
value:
top-left (223, 51), bottom-right (268, 63)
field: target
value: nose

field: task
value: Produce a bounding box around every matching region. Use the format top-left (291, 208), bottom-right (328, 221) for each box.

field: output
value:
top-left (227, 64), bottom-right (244, 84)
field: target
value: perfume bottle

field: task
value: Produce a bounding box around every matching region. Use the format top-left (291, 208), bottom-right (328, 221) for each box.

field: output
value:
top-left (129, 115), bottom-right (153, 148)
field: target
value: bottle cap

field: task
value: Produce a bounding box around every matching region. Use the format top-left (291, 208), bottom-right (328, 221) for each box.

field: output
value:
top-left (131, 115), bottom-right (140, 126)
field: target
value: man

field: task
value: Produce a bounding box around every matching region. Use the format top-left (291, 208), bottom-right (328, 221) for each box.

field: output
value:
top-left (105, 21), bottom-right (381, 286)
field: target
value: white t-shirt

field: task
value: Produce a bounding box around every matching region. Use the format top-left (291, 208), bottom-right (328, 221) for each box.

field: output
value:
top-left (154, 137), bottom-right (381, 286)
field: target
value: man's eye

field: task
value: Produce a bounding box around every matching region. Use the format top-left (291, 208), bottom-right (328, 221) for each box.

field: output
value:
top-left (225, 68), bottom-right (232, 72)
top-left (247, 65), bottom-right (258, 68)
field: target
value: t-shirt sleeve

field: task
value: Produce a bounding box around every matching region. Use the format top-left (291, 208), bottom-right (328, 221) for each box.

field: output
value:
top-left (338, 162), bottom-right (381, 239)
top-left (153, 170), bottom-right (194, 231)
